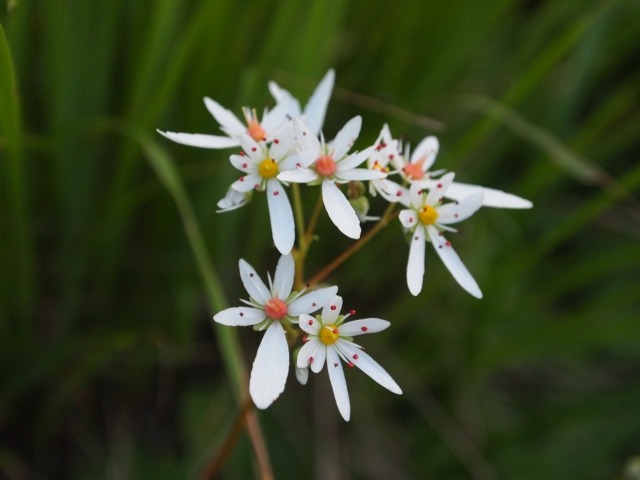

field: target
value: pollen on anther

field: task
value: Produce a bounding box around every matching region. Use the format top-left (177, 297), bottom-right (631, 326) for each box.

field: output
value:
top-left (349, 309), bottom-right (356, 316)
top-left (353, 354), bottom-right (358, 360)
top-left (361, 326), bottom-right (368, 332)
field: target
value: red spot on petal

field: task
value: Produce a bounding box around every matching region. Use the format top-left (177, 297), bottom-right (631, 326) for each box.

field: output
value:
top-left (239, 151), bottom-right (245, 156)
top-left (414, 236), bottom-right (419, 240)
top-left (330, 305), bottom-right (337, 311)
top-left (251, 147), bottom-right (257, 152)
top-left (242, 163), bottom-right (247, 168)
top-left (311, 302), bottom-right (316, 307)
top-left (273, 191), bottom-right (279, 196)
top-left (353, 354), bottom-right (358, 360)
top-left (309, 357), bottom-right (314, 364)
top-left (361, 326), bottom-right (368, 332)
top-left (302, 334), bottom-right (308, 342)
top-left (409, 217), bottom-right (414, 222)
top-left (454, 213), bottom-right (459, 218)
top-left (396, 191), bottom-right (402, 197)
top-left (308, 319), bottom-right (314, 325)
top-left (249, 273), bottom-right (254, 277)
top-left (239, 176), bottom-right (245, 182)
top-left (239, 312), bottom-right (244, 317)
top-left (437, 183), bottom-right (443, 188)
top-left (333, 362), bottom-right (338, 367)
top-left (274, 138), bottom-right (279, 144)
top-left (445, 241), bottom-right (452, 247)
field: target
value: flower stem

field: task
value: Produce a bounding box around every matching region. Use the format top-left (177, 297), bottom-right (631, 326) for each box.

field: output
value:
top-left (308, 203), bottom-right (398, 286)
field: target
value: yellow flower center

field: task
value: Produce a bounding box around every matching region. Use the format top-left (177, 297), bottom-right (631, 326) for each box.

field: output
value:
top-left (418, 205), bottom-right (439, 225)
top-left (258, 158), bottom-right (279, 179)
top-left (319, 324), bottom-right (340, 345)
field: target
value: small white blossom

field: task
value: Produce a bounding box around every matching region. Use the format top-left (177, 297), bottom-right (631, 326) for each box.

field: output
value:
top-left (213, 254), bottom-right (338, 409)
top-left (367, 124), bottom-right (408, 202)
top-left (278, 117), bottom-right (384, 239)
top-left (297, 295), bottom-right (402, 421)
top-left (399, 173), bottom-right (484, 298)
top-left (390, 131), bottom-right (532, 209)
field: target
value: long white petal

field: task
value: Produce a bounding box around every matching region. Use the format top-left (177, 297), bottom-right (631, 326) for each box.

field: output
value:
top-left (337, 146), bottom-right (375, 171)
top-left (339, 318), bottom-right (390, 337)
top-left (321, 295), bottom-right (343, 324)
top-left (203, 97), bottom-right (246, 135)
top-left (427, 227), bottom-right (482, 298)
top-left (273, 254), bottom-right (294, 299)
top-left (303, 69), bottom-right (335, 135)
top-left (231, 174), bottom-right (261, 192)
top-left (326, 347), bottom-right (350, 421)
top-left (250, 322), bottom-right (289, 409)
top-left (261, 99), bottom-right (292, 133)
top-left (399, 209), bottom-right (418, 230)
top-left (407, 226), bottom-right (426, 296)
top-left (337, 168), bottom-right (386, 182)
top-left (156, 130), bottom-right (239, 149)
top-left (446, 182), bottom-right (533, 209)
top-left (213, 307), bottom-right (266, 326)
top-left (288, 286), bottom-right (338, 316)
top-left (336, 340), bottom-right (402, 394)
top-left (437, 192), bottom-right (484, 224)
top-left (268, 81), bottom-right (302, 118)
top-left (322, 180), bottom-right (361, 239)
top-left (266, 179), bottom-right (295, 255)
top-left (332, 116), bottom-right (361, 160)
top-left (239, 259), bottom-right (270, 305)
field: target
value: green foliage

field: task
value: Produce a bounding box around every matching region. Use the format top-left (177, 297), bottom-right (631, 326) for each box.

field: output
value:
top-left (1, 0), bottom-right (639, 478)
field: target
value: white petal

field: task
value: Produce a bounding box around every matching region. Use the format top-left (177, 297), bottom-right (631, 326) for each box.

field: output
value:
top-left (332, 116), bottom-right (361, 160)
top-left (266, 179), bottom-right (295, 255)
top-left (336, 340), bottom-right (402, 394)
top-left (446, 182), bottom-right (533, 209)
top-left (268, 81), bottom-right (301, 117)
top-left (239, 259), bottom-right (270, 304)
top-left (213, 307), bottom-right (266, 326)
top-left (399, 209), bottom-right (418, 230)
top-left (339, 318), bottom-right (390, 337)
top-left (326, 347), bottom-right (350, 421)
top-left (411, 135), bottom-right (439, 171)
top-left (437, 192), bottom-right (484, 224)
top-left (156, 130), bottom-right (239, 149)
top-left (296, 338), bottom-right (326, 373)
top-left (261, 100), bottom-right (292, 133)
top-left (273, 253), bottom-right (294, 299)
top-left (407, 226), bottom-right (426, 296)
top-left (303, 69), bottom-right (335, 135)
top-left (337, 168), bottom-right (386, 182)
top-left (427, 226), bottom-right (482, 299)
top-left (295, 366), bottom-right (309, 385)
top-left (277, 168), bottom-right (318, 184)
top-left (337, 146), bottom-right (375, 171)
top-left (203, 97), bottom-right (246, 135)
top-left (231, 174), bottom-right (260, 192)
top-left (294, 118), bottom-right (321, 152)
top-left (408, 182), bottom-right (425, 209)
top-left (217, 188), bottom-right (249, 212)
top-left (321, 295), bottom-right (343, 324)
top-left (250, 322), bottom-right (289, 409)
top-left (268, 124), bottom-right (295, 160)
top-left (288, 286), bottom-right (338, 316)
top-left (299, 314), bottom-right (321, 335)
top-left (425, 172), bottom-right (455, 206)
top-left (322, 180), bottom-right (361, 239)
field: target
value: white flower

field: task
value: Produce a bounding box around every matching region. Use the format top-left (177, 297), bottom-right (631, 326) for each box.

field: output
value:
top-left (213, 254), bottom-right (338, 409)
top-left (216, 186), bottom-right (251, 212)
top-left (157, 91), bottom-right (293, 149)
top-left (392, 132), bottom-right (532, 209)
top-left (278, 117), bottom-right (383, 239)
top-left (399, 173), bottom-right (484, 298)
top-left (225, 126), bottom-right (302, 254)
top-left (367, 124), bottom-right (408, 203)
top-left (296, 295), bottom-right (402, 421)
top-left (268, 69), bottom-right (335, 136)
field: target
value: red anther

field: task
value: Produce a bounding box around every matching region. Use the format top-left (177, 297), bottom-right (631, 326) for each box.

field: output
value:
top-left (445, 241), bottom-right (452, 247)
top-left (332, 328), bottom-right (339, 334)
top-left (349, 309), bottom-right (356, 316)
top-left (302, 334), bottom-right (308, 342)
top-left (347, 362), bottom-right (354, 368)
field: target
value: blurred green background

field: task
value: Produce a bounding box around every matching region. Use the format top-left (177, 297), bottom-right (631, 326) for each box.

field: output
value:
top-left (1, 0), bottom-right (640, 478)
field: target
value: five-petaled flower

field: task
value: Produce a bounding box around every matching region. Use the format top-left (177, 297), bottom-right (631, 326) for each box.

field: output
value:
top-left (213, 254), bottom-right (338, 409)
top-left (296, 295), bottom-right (402, 421)
top-left (399, 173), bottom-right (484, 298)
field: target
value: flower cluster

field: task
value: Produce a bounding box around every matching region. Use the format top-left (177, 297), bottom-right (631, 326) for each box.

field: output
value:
top-left (158, 70), bottom-right (531, 419)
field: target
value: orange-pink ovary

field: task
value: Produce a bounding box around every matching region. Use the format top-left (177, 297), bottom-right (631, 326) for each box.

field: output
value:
top-left (402, 157), bottom-right (426, 180)
top-left (264, 298), bottom-right (288, 320)
top-left (315, 155), bottom-right (337, 177)
top-left (247, 119), bottom-right (266, 142)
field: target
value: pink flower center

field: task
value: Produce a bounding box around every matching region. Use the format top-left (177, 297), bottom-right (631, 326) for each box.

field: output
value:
top-left (402, 157), bottom-right (426, 180)
top-left (264, 298), bottom-right (288, 320)
top-left (315, 155), bottom-right (337, 177)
